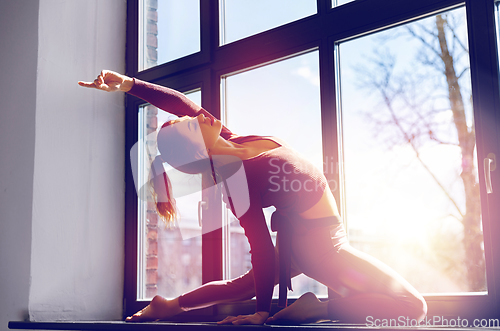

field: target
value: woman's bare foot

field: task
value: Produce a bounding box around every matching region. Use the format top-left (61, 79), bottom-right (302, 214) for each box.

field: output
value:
top-left (266, 292), bottom-right (330, 325)
top-left (125, 295), bottom-right (184, 322)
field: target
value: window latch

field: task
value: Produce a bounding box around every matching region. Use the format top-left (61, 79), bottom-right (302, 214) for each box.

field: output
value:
top-left (484, 153), bottom-right (496, 194)
top-left (198, 200), bottom-right (208, 227)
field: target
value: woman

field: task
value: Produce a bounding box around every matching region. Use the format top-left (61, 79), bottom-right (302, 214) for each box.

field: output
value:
top-left (79, 70), bottom-right (427, 326)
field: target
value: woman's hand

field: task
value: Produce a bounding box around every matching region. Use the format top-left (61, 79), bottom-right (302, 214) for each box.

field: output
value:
top-left (78, 70), bottom-right (134, 92)
top-left (217, 311), bottom-right (269, 325)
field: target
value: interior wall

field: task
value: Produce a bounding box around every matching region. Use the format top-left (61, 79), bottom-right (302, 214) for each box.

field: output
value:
top-left (0, 0), bottom-right (127, 328)
top-left (28, 0), bottom-right (127, 321)
top-left (0, 0), bottom-right (39, 330)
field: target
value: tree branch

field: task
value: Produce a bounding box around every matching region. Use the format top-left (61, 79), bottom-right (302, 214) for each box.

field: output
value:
top-left (380, 89), bottom-right (465, 219)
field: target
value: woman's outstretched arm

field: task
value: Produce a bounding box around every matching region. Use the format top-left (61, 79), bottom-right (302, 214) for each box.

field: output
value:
top-left (79, 70), bottom-right (235, 139)
top-left (127, 78), bottom-right (203, 118)
top-left (80, 70), bottom-right (202, 117)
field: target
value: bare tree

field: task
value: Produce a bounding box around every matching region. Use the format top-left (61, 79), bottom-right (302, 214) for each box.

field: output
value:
top-left (355, 12), bottom-right (485, 291)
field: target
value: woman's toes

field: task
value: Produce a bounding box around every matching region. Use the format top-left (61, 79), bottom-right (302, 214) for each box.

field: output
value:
top-left (267, 292), bottom-right (328, 325)
top-left (125, 296), bottom-right (183, 323)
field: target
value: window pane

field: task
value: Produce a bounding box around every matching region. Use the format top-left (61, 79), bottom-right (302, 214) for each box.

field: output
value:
top-left (139, 0), bottom-right (200, 70)
top-left (222, 51), bottom-right (327, 298)
top-left (220, 0), bottom-right (316, 45)
top-left (137, 91), bottom-right (203, 300)
top-left (338, 7), bottom-right (487, 294)
top-left (332, 0), bottom-right (355, 7)
top-left (496, 1), bottom-right (500, 60)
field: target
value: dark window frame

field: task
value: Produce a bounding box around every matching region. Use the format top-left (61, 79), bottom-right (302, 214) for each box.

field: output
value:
top-left (124, 0), bottom-right (500, 320)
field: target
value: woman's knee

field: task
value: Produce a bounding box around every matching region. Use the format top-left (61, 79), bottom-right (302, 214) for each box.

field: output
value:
top-left (405, 293), bottom-right (427, 321)
top-left (224, 271), bottom-right (256, 299)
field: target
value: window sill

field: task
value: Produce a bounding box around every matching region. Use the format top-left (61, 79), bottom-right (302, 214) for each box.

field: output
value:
top-left (8, 320), bottom-right (496, 331)
top-left (9, 320), bottom-right (362, 330)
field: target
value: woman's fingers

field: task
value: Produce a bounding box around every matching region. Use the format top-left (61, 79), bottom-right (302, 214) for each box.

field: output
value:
top-left (216, 316), bottom-right (238, 325)
top-left (77, 79), bottom-right (114, 91)
top-left (100, 69), bottom-right (113, 80)
top-left (78, 70), bottom-right (132, 92)
top-left (77, 80), bottom-right (97, 88)
top-left (77, 76), bottom-right (105, 90)
top-left (231, 316), bottom-right (251, 325)
top-left (217, 313), bottom-right (267, 325)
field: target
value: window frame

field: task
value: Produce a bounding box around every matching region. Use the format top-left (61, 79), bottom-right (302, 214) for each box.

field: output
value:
top-left (124, 0), bottom-right (500, 320)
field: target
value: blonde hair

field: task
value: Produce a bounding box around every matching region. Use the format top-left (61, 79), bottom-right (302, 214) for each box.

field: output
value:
top-left (150, 119), bottom-right (212, 226)
top-left (150, 155), bottom-right (177, 226)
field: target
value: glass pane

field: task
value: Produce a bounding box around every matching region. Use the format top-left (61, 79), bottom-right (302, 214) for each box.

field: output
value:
top-left (497, 1), bottom-right (500, 60)
top-left (139, 0), bottom-right (200, 70)
top-left (338, 7), bottom-right (487, 294)
top-left (332, 0), bottom-right (355, 7)
top-left (222, 51), bottom-right (327, 298)
top-left (136, 91), bottom-right (203, 300)
top-left (220, 0), bottom-right (316, 45)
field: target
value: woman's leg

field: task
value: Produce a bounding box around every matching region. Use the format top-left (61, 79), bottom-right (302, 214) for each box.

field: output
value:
top-left (178, 269), bottom-right (257, 310)
top-left (269, 224), bottom-right (426, 324)
top-left (322, 244), bottom-right (427, 322)
top-left (126, 269), bottom-right (256, 322)
top-left (127, 246), bottom-right (302, 322)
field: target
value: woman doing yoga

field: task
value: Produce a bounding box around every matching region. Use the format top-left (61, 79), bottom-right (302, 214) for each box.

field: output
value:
top-left (79, 70), bottom-right (427, 326)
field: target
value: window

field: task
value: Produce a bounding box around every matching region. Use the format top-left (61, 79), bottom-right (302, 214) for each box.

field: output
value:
top-left (221, 50), bottom-right (326, 298)
top-left (220, 0), bottom-right (316, 45)
top-left (333, 0), bottom-right (355, 7)
top-left (139, 0), bottom-right (200, 70)
top-left (125, 0), bottom-right (500, 320)
top-left (338, 6), bottom-right (486, 294)
top-left (135, 90), bottom-right (203, 301)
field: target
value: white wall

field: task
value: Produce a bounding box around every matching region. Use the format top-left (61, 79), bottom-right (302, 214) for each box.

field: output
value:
top-left (0, 0), bottom-right (39, 328)
top-left (0, 0), bottom-right (127, 328)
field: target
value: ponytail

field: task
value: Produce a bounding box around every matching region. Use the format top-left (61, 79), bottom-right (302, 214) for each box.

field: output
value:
top-left (150, 155), bottom-right (177, 226)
